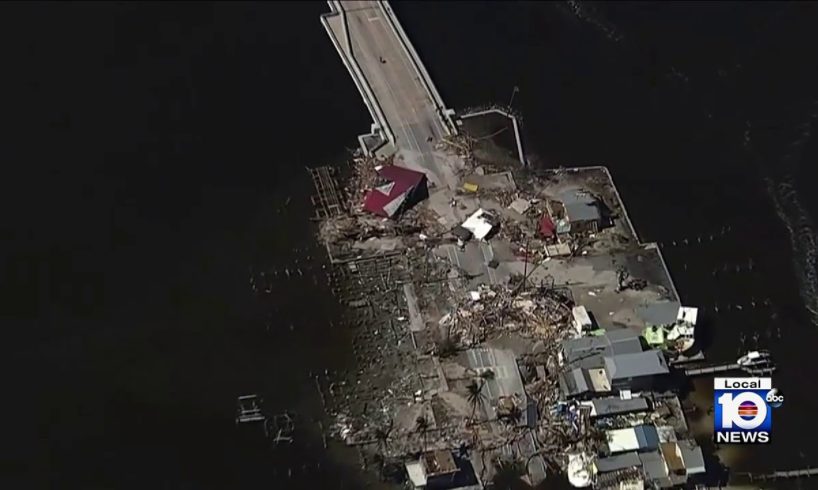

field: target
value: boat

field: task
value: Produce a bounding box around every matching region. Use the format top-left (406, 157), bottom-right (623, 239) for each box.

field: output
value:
top-left (737, 350), bottom-right (776, 375)
top-left (737, 350), bottom-right (771, 367)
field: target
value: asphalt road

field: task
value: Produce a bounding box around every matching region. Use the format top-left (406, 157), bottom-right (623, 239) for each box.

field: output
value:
top-left (341, 0), bottom-right (454, 188)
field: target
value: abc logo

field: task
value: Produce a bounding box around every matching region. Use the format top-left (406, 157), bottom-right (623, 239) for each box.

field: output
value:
top-left (718, 392), bottom-right (768, 430)
top-left (766, 388), bottom-right (784, 408)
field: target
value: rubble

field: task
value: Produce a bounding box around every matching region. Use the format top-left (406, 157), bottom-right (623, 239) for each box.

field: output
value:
top-left (307, 133), bottom-right (698, 489)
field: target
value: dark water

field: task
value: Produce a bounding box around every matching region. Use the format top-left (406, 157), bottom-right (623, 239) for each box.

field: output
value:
top-left (3, 1), bottom-right (818, 488)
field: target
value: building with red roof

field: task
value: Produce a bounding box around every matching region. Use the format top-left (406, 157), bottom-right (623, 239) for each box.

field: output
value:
top-left (363, 165), bottom-right (429, 218)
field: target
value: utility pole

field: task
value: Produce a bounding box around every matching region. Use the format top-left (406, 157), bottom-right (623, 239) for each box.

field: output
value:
top-left (507, 85), bottom-right (519, 111)
top-left (522, 238), bottom-right (530, 293)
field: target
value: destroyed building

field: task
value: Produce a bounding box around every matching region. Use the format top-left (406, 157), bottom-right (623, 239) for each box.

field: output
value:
top-left (551, 188), bottom-right (604, 235)
top-left (310, 150), bottom-right (706, 489)
top-left (539, 213), bottom-right (557, 241)
top-left (455, 208), bottom-right (500, 243)
top-left (579, 396), bottom-right (650, 419)
top-left (643, 305), bottom-right (699, 354)
top-left (405, 450), bottom-right (481, 490)
top-left (363, 164), bottom-right (429, 218)
top-left (465, 348), bottom-right (535, 427)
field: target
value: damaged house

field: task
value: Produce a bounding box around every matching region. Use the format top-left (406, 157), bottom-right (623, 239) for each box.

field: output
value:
top-left (552, 188), bottom-right (604, 235)
top-left (363, 164), bottom-right (429, 218)
top-left (558, 329), bottom-right (670, 398)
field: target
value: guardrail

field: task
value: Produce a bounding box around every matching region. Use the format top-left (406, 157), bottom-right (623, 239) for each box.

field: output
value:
top-left (321, 1), bottom-right (395, 153)
top-left (377, 0), bottom-right (458, 135)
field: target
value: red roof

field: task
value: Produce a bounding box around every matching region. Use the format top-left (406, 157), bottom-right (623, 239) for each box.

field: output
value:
top-left (377, 165), bottom-right (426, 188)
top-left (539, 214), bottom-right (556, 237)
top-left (363, 165), bottom-right (427, 217)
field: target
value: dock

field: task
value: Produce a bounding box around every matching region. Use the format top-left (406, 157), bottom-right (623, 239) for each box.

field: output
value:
top-left (684, 363), bottom-right (740, 376)
top-left (737, 467), bottom-right (818, 482)
top-left (308, 166), bottom-right (346, 219)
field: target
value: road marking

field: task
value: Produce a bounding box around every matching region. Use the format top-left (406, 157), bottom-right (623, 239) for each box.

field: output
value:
top-left (346, 14), bottom-right (448, 186)
top-left (367, 17), bottom-right (380, 22)
top-left (450, 245), bottom-right (462, 269)
top-left (479, 243), bottom-right (497, 284)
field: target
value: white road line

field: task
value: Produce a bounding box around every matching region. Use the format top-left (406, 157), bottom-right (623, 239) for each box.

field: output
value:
top-left (346, 8), bottom-right (447, 185)
top-left (479, 243), bottom-right (496, 284)
top-left (369, 9), bottom-right (445, 151)
top-left (349, 17), bottom-right (417, 154)
top-left (379, 7), bottom-right (446, 139)
top-left (451, 244), bottom-right (462, 269)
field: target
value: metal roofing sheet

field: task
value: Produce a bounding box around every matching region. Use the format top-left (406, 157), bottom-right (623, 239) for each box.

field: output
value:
top-left (595, 452), bottom-right (642, 473)
top-left (565, 201), bottom-right (601, 222)
top-left (678, 440), bottom-right (706, 475)
top-left (465, 348), bottom-right (528, 425)
top-left (562, 329), bottom-right (643, 363)
top-left (637, 301), bottom-right (681, 327)
top-left (605, 350), bottom-right (669, 381)
top-left (638, 451), bottom-right (669, 480)
top-left (585, 396), bottom-right (650, 417)
top-left (634, 425), bottom-right (661, 449)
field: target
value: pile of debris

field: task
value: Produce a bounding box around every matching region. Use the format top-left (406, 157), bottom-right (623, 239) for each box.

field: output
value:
top-left (344, 154), bottom-right (394, 212)
top-left (435, 283), bottom-right (574, 351)
top-left (436, 134), bottom-right (476, 166)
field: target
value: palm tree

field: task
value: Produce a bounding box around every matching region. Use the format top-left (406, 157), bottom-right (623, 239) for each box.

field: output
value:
top-left (415, 415), bottom-right (430, 452)
top-left (466, 379), bottom-right (486, 421)
top-left (491, 456), bottom-right (529, 490)
top-left (373, 418), bottom-right (393, 457)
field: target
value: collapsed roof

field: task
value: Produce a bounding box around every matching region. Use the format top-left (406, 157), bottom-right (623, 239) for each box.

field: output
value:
top-left (363, 165), bottom-right (428, 218)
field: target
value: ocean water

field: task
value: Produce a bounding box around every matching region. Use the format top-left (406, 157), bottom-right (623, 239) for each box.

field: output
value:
top-left (2, 1), bottom-right (818, 488)
top-left (1, 3), bottom-right (370, 488)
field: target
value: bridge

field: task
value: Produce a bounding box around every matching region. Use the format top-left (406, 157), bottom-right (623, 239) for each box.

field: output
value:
top-left (321, 0), bottom-right (462, 190)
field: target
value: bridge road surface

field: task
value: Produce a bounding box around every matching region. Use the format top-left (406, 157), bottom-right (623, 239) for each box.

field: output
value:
top-left (338, 1), bottom-right (460, 190)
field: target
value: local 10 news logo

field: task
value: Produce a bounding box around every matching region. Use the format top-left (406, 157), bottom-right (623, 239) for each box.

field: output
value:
top-left (714, 377), bottom-right (783, 444)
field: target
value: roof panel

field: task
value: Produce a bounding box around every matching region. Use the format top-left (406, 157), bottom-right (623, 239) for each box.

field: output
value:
top-left (606, 350), bottom-right (669, 381)
top-left (595, 452), bottom-right (642, 473)
top-left (637, 301), bottom-right (682, 327)
top-left (562, 329), bottom-right (643, 363)
top-left (638, 451), bottom-right (669, 480)
top-left (565, 201), bottom-right (601, 222)
top-left (678, 440), bottom-right (706, 475)
top-left (585, 396), bottom-right (650, 417)
top-left (634, 425), bottom-right (660, 449)
top-left (607, 428), bottom-right (641, 453)
top-left (377, 165), bottom-right (426, 188)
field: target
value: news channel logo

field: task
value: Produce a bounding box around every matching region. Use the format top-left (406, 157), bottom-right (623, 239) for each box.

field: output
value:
top-left (714, 377), bottom-right (783, 444)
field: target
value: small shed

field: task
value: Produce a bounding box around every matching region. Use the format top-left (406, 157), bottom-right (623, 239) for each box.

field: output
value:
top-left (363, 165), bottom-right (428, 218)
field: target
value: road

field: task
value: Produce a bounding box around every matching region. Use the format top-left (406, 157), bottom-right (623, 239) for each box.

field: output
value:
top-left (330, 1), bottom-right (460, 189)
